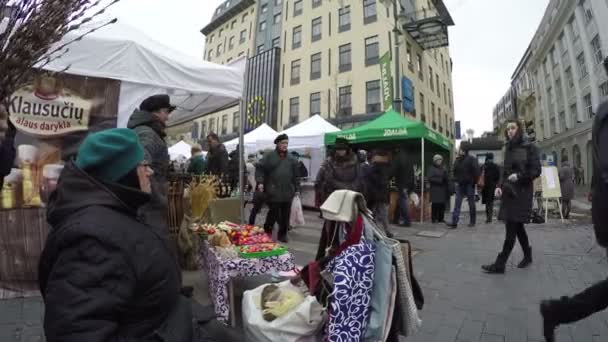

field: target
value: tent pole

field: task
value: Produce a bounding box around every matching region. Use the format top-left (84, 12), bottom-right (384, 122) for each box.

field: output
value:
top-left (421, 137), bottom-right (425, 223)
top-left (239, 97), bottom-right (245, 225)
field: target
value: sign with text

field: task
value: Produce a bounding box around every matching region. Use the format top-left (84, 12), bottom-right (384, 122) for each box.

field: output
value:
top-left (379, 52), bottom-right (393, 112)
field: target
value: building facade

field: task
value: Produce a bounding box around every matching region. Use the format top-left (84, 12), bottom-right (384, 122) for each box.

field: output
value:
top-left (168, 0), bottom-right (457, 148)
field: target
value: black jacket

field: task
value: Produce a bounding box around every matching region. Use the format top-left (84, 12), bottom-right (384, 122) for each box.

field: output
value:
top-left (497, 135), bottom-right (541, 223)
top-left (0, 123), bottom-right (16, 188)
top-left (481, 161), bottom-right (500, 204)
top-left (39, 162), bottom-right (189, 342)
top-left (428, 164), bottom-right (449, 204)
top-left (392, 150), bottom-right (415, 190)
top-left (592, 100), bottom-right (608, 247)
top-left (315, 153), bottom-right (365, 204)
top-left (363, 161), bottom-right (391, 207)
top-left (207, 143), bottom-right (229, 176)
top-left (453, 154), bottom-right (480, 185)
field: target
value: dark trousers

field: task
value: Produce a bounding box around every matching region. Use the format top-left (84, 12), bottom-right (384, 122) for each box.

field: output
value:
top-left (562, 199), bottom-right (571, 219)
top-left (485, 200), bottom-right (494, 222)
top-left (548, 274), bottom-right (608, 325)
top-left (452, 183), bottom-right (476, 225)
top-left (248, 200), bottom-right (264, 225)
top-left (498, 221), bottom-right (530, 264)
top-left (264, 202), bottom-right (291, 238)
top-left (431, 203), bottom-right (446, 223)
top-left (397, 189), bottom-right (411, 225)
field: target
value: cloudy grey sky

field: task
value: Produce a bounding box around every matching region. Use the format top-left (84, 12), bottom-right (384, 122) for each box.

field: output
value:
top-left (108, 0), bottom-right (549, 136)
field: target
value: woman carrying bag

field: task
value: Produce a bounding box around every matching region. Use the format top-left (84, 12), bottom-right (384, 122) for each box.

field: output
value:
top-left (482, 119), bottom-right (541, 274)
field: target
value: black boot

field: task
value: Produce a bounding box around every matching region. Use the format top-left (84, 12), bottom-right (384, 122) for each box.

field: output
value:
top-left (540, 300), bottom-right (558, 342)
top-left (518, 246), bottom-right (532, 268)
top-left (481, 253), bottom-right (507, 274)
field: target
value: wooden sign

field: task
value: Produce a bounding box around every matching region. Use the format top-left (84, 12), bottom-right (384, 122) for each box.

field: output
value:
top-left (541, 166), bottom-right (562, 199)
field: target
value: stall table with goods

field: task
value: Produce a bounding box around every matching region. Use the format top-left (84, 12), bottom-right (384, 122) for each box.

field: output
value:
top-left (192, 221), bottom-right (296, 324)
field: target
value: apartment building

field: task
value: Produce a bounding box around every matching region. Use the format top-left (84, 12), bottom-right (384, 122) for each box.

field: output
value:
top-left (167, 0), bottom-right (456, 147)
top-left (496, 0), bottom-right (608, 182)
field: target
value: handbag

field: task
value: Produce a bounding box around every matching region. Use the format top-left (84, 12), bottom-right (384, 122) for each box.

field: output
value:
top-left (477, 168), bottom-right (485, 188)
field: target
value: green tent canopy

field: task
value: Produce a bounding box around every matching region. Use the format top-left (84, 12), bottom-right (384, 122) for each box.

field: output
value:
top-left (324, 110), bottom-right (453, 150)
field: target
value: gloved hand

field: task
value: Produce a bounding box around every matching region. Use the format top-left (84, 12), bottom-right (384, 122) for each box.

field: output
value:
top-left (508, 173), bottom-right (519, 182)
top-left (494, 187), bottom-right (502, 198)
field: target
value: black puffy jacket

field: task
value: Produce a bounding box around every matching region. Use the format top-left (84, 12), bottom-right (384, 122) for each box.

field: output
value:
top-left (592, 100), bottom-right (608, 247)
top-left (39, 162), bottom-right (188, 342)
top-left (453, 154), bottom-right (480, 185)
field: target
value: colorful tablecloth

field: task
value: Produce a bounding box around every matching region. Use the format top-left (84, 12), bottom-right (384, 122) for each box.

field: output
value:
top-left (198, 242), bottom-right (296, 321)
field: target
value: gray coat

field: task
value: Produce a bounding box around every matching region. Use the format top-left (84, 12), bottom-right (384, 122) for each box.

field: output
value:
top-left (559, 163), bottom-right (575, 201)
top-left (428, 164), bottom-right (449, 204)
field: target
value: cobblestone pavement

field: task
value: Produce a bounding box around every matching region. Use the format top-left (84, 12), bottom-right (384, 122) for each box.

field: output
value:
top-left (2, 207), bottom-right (606, 342)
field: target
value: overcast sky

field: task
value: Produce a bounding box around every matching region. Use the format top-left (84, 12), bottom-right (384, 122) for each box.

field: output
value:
top-left (108, 0), bottom-right (549, 137)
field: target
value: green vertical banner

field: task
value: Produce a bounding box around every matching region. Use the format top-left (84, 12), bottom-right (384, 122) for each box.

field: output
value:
top-left (379, 52), bottom-right (393, 111)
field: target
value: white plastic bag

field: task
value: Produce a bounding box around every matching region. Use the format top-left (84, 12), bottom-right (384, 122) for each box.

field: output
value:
top-left (242, 281), bottom-right (326, 342)
top-left (290, 195), bottom-right (305, 226)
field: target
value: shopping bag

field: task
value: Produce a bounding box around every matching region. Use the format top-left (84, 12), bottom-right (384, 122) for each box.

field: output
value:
top-left (242, 281), bottom-right (326, 342)
top-left (290, 195), bottom-right (305, 226)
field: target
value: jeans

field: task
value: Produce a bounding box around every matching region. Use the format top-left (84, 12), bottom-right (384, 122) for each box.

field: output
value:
top-left (451, 183), bottom-right (476, 225)
top-left (431, 203), bottom-right (446, 223)
top-left (497, 221), bottom-right (530, 265)
top-left (397, 189), bottom-right (411, 225)
top-left (264, 202), bottom-right (291, 239)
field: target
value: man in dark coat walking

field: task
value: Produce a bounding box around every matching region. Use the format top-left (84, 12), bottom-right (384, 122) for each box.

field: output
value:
top-left (392, 147), bottom-right (415, 226)
top-left (127, 94), bottom-right (174, 229)
top-left (315, 138), bottom-right (364, 205)
top-left (481, 120), bottom-right (541, 274)
top-left (447, 147), bottom-right (480, 228)
top-left (256, 134), bottom-right (299, 242)
top-left (206, 133), bottom-right (229, 177)
top-left (364, 149), bottom-right (395, 237)
top-left (481, 153), bottom-right (500, 223)
top-left (38, 129), bottom-right (242, 342)
top-left (539, 75), bottom-right (608, 342)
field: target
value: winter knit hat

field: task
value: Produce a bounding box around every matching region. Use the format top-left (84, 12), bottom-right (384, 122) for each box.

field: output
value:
top-left (76, 128), bottom-right (145, 183)
top-left (433, 154), bottom-right (443, 162)
top-left (274, 133), bottom-right (289, 144)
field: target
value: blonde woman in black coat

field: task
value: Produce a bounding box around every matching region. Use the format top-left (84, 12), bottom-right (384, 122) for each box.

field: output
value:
top-left (482, 119), bottom-right (541, 274)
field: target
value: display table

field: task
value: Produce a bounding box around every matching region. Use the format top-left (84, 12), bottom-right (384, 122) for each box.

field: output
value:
top-left (198, 241), bottom-right (296, 323)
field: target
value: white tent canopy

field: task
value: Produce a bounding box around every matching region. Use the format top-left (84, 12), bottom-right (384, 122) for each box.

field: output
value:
top-left (41, 19), bottom-right (243, 127)
top-left (256, 115), bottom-right (339, 150)
top-left (168, 140), bottom-right (192, 160)
top-left (225, 124), bottom-right (278, 154)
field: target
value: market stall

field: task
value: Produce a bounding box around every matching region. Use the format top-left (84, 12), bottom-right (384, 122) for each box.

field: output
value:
top-left (256, 115), bottom-right (340, 207)
top-left (0, 20), bottom-right (243, 298)
top-left (324, 110), bottom-right (453, 222)
top-left (224, 123), bottom-right (278, 155)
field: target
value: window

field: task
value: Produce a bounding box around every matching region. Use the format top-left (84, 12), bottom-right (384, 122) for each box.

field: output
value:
top-left (420, 93), bottom-right (426, 119)
top-left (406, 42), bottom-right (413, 70)
top-left (216, 44), bottom-right (222, 57)
top-left (292, 26), bottom-right (302, 49)
top-left (582, 0), bottom-right (593, 24)
top-left (291, 59), bottom-right (301, 85)
top-left (233, 112), bottom-right (239, 132)
top-left (310, 92), bottom-right (321, 116)
top-left (592, 35), bottom-right (603, 65)
top-left (577, 52), bottom-right (588, 79)
top-left (208, 35), bottom-right (214, 44)
top-left (436, 74), bottom-right (440, 96)
top-left (431, 102), bottom-right (436, 128)
top-left (339, 43), bottom-right (351, 72)
top-left (559, 111), bottom-right (566, 132)
top-left (558, 32), bottom-right (567, 54)
top-left (272, 37), bottom-right (280, 48)
top-left (366, 80), bottom-right (381, 112)
top-left (289, 97), bottom-right (300, 124)
top-left (363, 0), bottom-right (377, 24)
top-left (365, 35), bottom-right (379, 66)
top-left (259, 21), bottom-right (267, 32)
top-left (274, 13), bottom-right (281, 24)
top-left (312, 17), bottom-right (322, 42)
top-left (416, 54), bottom-right (423, 79)
top-left (238, 51), bottom-right (245, 57)
top-left (201, 121), bottom-right (207, 138)
top-left (191, 122), bottom-right (199, 140)
top-left (313, 0), bottom-right (322, 8)
top-left (240, 29), bottom-right (247, 44)
top-left (440, 54), bottom-right (445, 71)
top-left (219, 28), bottom-right (223, 37)
top-left (231, 20), bottom-right (236, 29)
top-left (257, 44), bottom-right (264, 54)
top-left (261, 4), bottom-right (268, 13)
top-left (242, 12), bottom-right (248, 23)
top-left (294, 0), bottom-right (303, 17)
top-left (207, 48), bottom-right (213, 60)
top-left (570, 103), bottom-right (578, 126)
top-left (221, 115), bottom-right (228, 135)
top-left (443, 83), bottom-right (447, 104)
top-left (227, 57), bottom-right (233, 63)
top-left (570, 16), bottom-right (579, 40)
top-left (601, 81), bottom-right (608, 97)
top-left (550, 48), bottom-right (558, 66)
top-left (448, 89), bottom-right (452, 109)
top-left (428, 66), bottom-right (434, 91)
top-left (565, 67), bottom-right (574, 88)
top-left (310, 53), bottom-right (321, 80)
top-left (339, 6), bottom-right (351, 32)
top-left (339, 86), bottom-right (352, 116)
top-left (584, 93), bottom-right (592, 118)
top-left (209, 118), bottom-right (216, 134)
top-left (229, 36), bottom-right (235, 50)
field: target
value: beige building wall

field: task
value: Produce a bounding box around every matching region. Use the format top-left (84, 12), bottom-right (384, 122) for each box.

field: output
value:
top-left (203, 5), bottom-right (257, 64)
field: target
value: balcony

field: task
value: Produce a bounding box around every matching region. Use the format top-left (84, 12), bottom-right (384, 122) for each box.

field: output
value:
top-left (398, 0), bottom-right (454, 50)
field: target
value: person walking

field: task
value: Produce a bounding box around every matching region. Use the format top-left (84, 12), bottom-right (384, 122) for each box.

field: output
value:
top-left (481, 119), bottom-right (541, 274)
top-left (481, 153), bottom-right (501, 223)
top-left (559, 158), bottom-right (575, 219)
top-left (0, 120), bottom-right (16, 190)
top-left (256, 134), bottom-right (299, 242)
top-left (205, 133), bottom-right (229, 177)
top-left (127, 94), bottom-right (174, 229)
top-left (38, 129), bottom-right (242, 342)
top-left (392, 147), bottom-right (415, 227)
top-left (447, 147), bottom-right (480, 228)
top-left (315, 138), bottom-right (365, 205)
top-left (428, 154), bottom-right (449, 223)
top-left (363, 149), bottom-right (395, 237)
top-left (539, 80), bottom-right (608, 342)
top-left (187, 144), bottom-right (206, 175)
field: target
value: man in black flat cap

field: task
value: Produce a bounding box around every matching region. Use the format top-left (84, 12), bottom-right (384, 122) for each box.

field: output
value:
top-left (255, 134), bottom-right (299, 242)
top-left (127, 94), bottom-right (176, 230)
